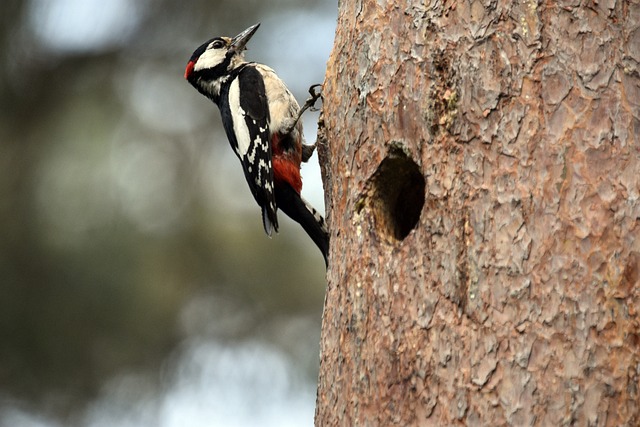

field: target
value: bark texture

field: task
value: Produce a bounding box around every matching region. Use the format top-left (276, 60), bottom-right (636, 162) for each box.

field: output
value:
top-left (316, 0), bottom-right (640, 425)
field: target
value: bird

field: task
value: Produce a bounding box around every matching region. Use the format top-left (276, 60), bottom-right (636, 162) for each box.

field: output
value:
top-left (184, 23), bottom-right (329, 266)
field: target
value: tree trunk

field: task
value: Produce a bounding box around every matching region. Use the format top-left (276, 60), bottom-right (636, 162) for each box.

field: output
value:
top-left (315, 1), bottom-right (640, 425)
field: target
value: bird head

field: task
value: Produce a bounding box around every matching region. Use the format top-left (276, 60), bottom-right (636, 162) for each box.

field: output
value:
top-left (184, 23), bottom-right (260, 98)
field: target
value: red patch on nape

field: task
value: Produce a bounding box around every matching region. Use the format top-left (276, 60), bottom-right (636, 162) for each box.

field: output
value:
top-left (184, 61), bottom-right (195, 79)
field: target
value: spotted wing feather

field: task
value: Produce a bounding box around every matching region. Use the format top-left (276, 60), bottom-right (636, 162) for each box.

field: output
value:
top-left (219, 65), bottom-right (278, 235)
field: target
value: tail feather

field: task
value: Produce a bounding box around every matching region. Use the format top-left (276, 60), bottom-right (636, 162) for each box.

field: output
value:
top-left (275, 184), bottom-right (329, 267)
top-left (262, 206), bottom-right (278, 237)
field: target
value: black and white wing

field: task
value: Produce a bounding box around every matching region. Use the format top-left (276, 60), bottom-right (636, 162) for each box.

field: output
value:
top-left (219, 65), bottom-right (278, 235)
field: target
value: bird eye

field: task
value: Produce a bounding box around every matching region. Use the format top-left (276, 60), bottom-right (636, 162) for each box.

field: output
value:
top-left (211, 40), bottom-right (225, 49)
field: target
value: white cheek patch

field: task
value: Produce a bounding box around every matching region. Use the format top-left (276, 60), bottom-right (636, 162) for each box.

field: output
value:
top-left (194, 49), bottom-right (227, 71)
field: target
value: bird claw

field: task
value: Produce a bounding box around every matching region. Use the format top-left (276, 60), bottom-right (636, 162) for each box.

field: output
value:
top-left (283, 83), bottom-right (323, 135)
top-left (301, 143), bottom-right (316, 162)
top-left (306, 84), bottom-right (322, 112)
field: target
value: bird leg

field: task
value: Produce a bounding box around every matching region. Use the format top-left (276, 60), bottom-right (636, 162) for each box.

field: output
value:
top-left (284, 84), bottom-right (322, 162)
top-left (283, 84), bottom-right (323, 136)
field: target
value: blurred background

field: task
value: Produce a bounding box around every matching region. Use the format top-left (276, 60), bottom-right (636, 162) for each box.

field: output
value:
top-left (0, 0), bottom-right (335, 425)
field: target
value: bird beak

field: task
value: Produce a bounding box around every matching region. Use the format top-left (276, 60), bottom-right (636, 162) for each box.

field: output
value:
top-left (230, 23), bottom-right (260, 53)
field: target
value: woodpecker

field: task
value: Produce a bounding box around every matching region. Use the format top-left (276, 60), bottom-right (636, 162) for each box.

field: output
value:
top-left (185, 23), bottom-right (329, 266)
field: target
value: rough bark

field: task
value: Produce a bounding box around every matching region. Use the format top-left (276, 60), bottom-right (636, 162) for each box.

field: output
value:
top-left (315, 0), bottom-right (640, 425)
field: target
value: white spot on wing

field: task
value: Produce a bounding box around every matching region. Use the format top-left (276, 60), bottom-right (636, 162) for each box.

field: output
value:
top-left (228, 78), bottom-right (251, 157)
